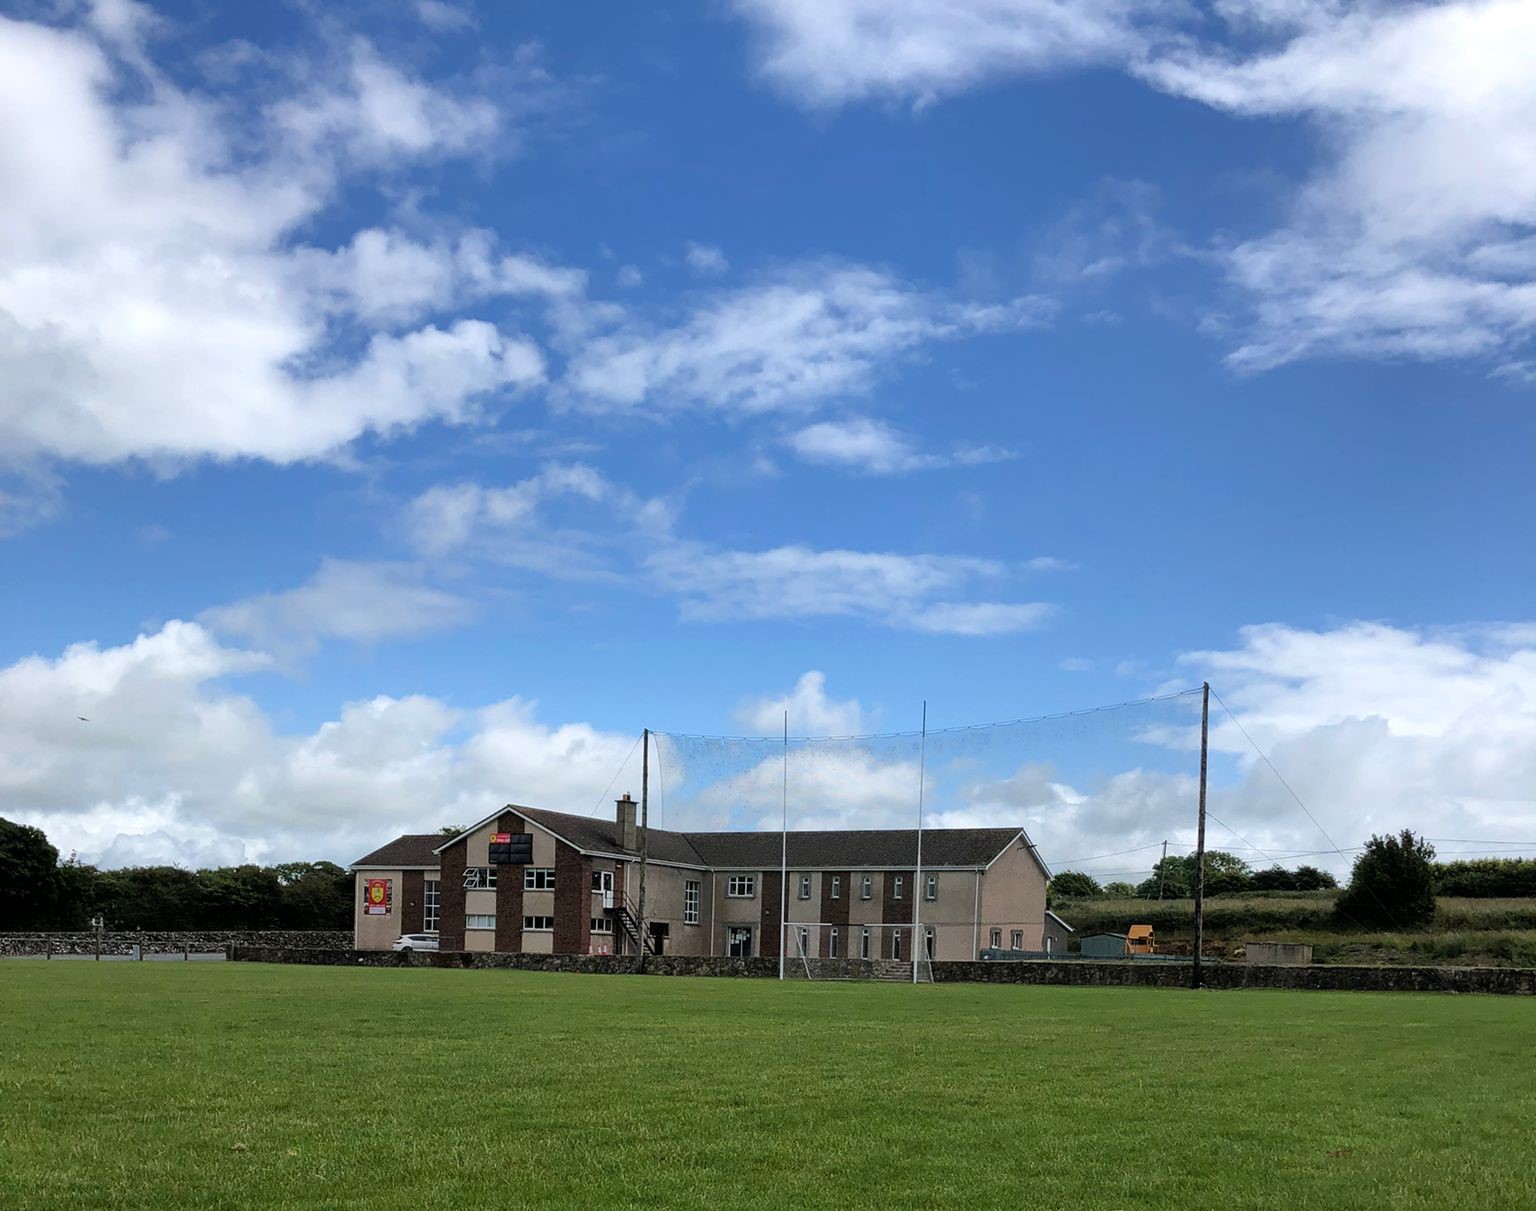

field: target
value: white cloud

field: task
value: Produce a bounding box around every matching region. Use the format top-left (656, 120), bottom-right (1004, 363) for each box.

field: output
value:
top-left (733, 0), bottom-right (1174, 108)
top-left (0, 621), bottom-right (641, 867)
top-left (560, 262), bottom-right (1052, 414)
top-left (734, 671), bottom-right (868, 735)
top-left (785, 416), bottom-right (1017, 474)
top-left (647, 541), bottom-right (1053, 634)
top-left (415, 1), bottom-right (477, 32)
top-left (0, 11), bottom-right (552, 474)
top-left (200, 559), bottom-right (478, 649)
top-left (616, 264), bottom-right (644, 288)
top-left (685, 242), bottom-right (730, 275)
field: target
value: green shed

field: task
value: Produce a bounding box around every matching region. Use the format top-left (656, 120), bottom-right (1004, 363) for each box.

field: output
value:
top-left (1078, 932), bottom-right (1129, 958)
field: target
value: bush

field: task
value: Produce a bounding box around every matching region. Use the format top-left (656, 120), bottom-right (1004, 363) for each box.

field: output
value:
top-left (1335, 830), bottom-right (1436, 929)
top-left (1432, 859), bottom-right (1536, 898)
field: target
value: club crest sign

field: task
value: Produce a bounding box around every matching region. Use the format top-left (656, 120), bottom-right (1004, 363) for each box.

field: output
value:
top-left (364, 878), bottom-right (392, 915)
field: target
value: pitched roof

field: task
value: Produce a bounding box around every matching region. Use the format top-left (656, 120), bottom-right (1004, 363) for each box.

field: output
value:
top-left (685, 827), bottom-right (1025, 870)
top-left (428, 806), bottom-right (1040, 875)
top-left (351, 834), bottom-right (443, 868)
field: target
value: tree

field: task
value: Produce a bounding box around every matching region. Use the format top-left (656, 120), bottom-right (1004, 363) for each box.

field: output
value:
top-left (1292, 865), bottom-right (1338, 891)
top-left (275, 861), bottom-right (353, 929)
top-left (1102, 881), bottom-right (1138, 898)
top-left (1049, 871), bottom-right (1102, 900)
top-left (1135, 851), bottom-right (1250, 898)
top-left (0, 818), bottom-right (62, 928)
top-left (1335, 830), bottom-right (1436, 928)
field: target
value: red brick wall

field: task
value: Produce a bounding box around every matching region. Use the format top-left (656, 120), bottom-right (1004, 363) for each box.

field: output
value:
top-left (821, 870), bottom-right (850, 956)
top-left (759, 871), bottom-right (783, 959)
top-left (553, 841), bottom-right (592, 955)
top-left (401, 870), bottom-right (424, 934)
top-left (883, 870), bottom-right (914, 959)
top-left (439, 838), bottom-right (466, 952)
top-left (494, 812), bottom-right (525, 953)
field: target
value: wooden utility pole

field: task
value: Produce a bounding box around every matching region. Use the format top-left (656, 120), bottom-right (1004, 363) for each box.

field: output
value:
top-left (1192, 682), bottom-right (1210, 989)
top-left (1157, 840), bottom-right (1168, 900)
top-left (637, 728), bottom-right (649, 972)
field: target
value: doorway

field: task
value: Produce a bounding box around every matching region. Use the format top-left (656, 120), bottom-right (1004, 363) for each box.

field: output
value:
top-left (727, 926), bottom-right (753, 957)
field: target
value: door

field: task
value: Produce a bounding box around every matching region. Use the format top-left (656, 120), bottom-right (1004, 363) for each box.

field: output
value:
top-left (923, 927), bottom-right (935, 961)
top-left (727, 926), bottom-right (753, 958)
top-left (597, 870), bottom-right (614, 910)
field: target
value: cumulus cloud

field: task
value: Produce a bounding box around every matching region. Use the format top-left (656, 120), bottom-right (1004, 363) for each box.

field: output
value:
top-left (0, 621), bottom-right (641, 867)
top-left (785, 416), bottom-right (1017, 474)
top-left (0, 10), bottom-right (554, 474)
top-left (684, 242), bottom-right (730, 275)
top-left (736, 1), bottom-right (1536, 374)
top-left (734, 0), bottom-right (1174, 108)
top-left (734, 670), bottom-right (868, 736)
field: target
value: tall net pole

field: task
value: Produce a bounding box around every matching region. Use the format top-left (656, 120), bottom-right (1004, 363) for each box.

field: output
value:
top-left (779, 709), bottom-right (788, 982)
top-left (1192, 683), bottom-right (1210, 989)
top-left (912, 700), bottom-right (927, 985)
top-left (637, 727), bottom-right (649, 974)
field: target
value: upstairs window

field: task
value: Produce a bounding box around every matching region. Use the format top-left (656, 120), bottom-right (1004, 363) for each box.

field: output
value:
top-left (523, 916), bottom-right (555, 931)
top-left (462, 867), bottom-right (496, 890)
top-left (726, 875), bottom-right (756, 898)
top-left (830, 876), bottom-right (841, 900)
top-left (684, 881), bottom-right (701, 925)
top-left (924, 874), bottom-right (939, 901)
top-left (524, 868), bottom-right (556, 891)
top-left (860, 874), bottom-right (873, 900)
top-left (893, 875), bottom-right (904, 900)
top-left (465, 913), bottom-right (495, 930)
top-left (798, 875), bottom-right (812, 900)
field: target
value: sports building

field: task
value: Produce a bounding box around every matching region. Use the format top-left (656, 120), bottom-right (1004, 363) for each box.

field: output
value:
top-left (351, 795), bottom-right (1050, 962)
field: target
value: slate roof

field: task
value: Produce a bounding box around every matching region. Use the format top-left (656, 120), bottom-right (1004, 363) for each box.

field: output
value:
top-left (351, 834), bottom-right (444, 868)
top-left (359, 807), bottom-right (1038, 875)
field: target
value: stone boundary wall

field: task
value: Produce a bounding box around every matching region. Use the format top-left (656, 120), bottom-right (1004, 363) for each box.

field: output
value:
top-left (934, 959), bottom-right (1536, 995)
top-left (1, 931), bottom-right (352, 956)
top-left (228, 947), bottom-right (1536, 994)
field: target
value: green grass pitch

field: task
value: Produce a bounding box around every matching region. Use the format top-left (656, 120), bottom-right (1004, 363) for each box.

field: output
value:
top-left (3, 963), bottom-right (1535, 1210)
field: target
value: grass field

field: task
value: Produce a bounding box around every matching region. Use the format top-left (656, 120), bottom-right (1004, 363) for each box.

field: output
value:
top-left (4, 964), bottom-right (1535, 1210)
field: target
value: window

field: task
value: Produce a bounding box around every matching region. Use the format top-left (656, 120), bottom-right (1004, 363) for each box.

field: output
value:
top-left (990, 928), bottom-right (1002, 948)
top-left (523, 916), bottom-right (554, 931)
top-left (797, 927), bottom-right (810, 956)
top-left (829, 928), bottom-right (839, 958)
top-left (924, 874), bottom-right (939, 901)
top-left (1011, 930), bottom-right (1024, 950)
top-left (798, 874), bottom-right (812, 900)
top-left (892, 931), bottom-right (902, 960)
top-left (465, 913), bottom-right (495, 930)
top-left (684, 881), bottom-right (700, 925)
top-left (727, 926), bottom-right (753, 957)
top-left (893, 875), bottom-right (904, 900)
top-left (860, 927), bottom-right (870, 960)
top-left (423, 880), bottom-right (440, 932)
top-left (591, 917), bottom-right (614, 934)
top-left (591, 871), bottom-right (604, 891)
top-left (860, 874), bottom-right (873, 900)
top-left (524, 868), bottom-right (556, 891)
top-left (923, 927), bottom-right (935, 960)
top-left (830, 875), bottom-right (841, 900)
top-left (462, 867), bottom-right (496, 890)
top-left (726, 875), bottom-right (756, 898)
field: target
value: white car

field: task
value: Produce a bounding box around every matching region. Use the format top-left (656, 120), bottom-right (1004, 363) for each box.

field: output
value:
top-left (391, 933), bottom-right (439, 952)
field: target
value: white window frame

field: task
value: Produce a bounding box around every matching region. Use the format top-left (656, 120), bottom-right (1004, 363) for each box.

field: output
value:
top-left (829, 928), bottom-right (839, 958)
top-left (893, 875), bottom-right (904, 900)
top-left (797, 927), bottom-right (810, 956)
top-left (591, 917), bottom-right (614, 934)
top-left (462, 866), bottom-right (496, 890)
top-left (924, 874), bottom-right (939, 901)
top-left (892, 931), bottom-right (902, 960)
top-left (465, 913), bottom-right (496, 930)
top-left (798, 874), bottom-right (812, 901)
top-left (726, 875), bottom-right (756, 898)
top-left (830, 875), bottom-right (841, 900)
top-left (924, 927), bottom-right (935, 960)
top-left (522, 915), bottom-right (555, 931)
top-left (1011, 930), bottom-right (1024, 950)
top-left (524, 867), bottom-right (556, 891)
top-left (990, 928), bottom-right (1002, 948)
top-left (860, 927), bottom-right (870, 960)
top-left (684, 880), bottom-right (700, 925)
top-left (860, 874), bottom-right (873, 900)
top-left (423, 880), bottom-right (440, 932)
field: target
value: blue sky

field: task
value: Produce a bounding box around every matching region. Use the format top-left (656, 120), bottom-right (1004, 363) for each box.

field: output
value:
top-left (2, 0), bottom-right (1533, 875)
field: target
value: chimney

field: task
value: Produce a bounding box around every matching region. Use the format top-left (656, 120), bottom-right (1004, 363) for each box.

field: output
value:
top-left (616, 793), bottom-right (637, 851)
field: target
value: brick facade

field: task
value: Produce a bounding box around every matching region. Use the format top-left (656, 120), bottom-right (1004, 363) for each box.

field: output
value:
top-left (495, 812), bottom-right (525, 954)
top-left (401, 870), bottom-right (425, 934)
top-left (821, 869), bottom-right (851, 957)
top-left (882, 869), bottom-right (914, 959)
top-left (438, 838), bottom-right (466, 952)
top-left (553, 841), bottom-right (593, 955)
top-left (759, 870), bottom-right (783, 960)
